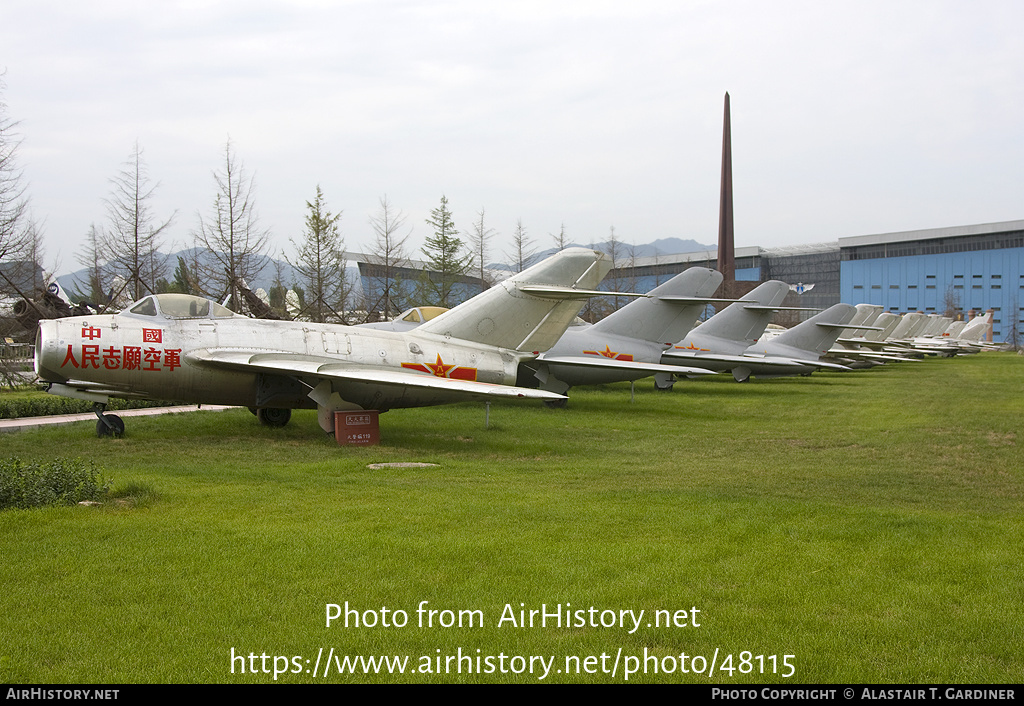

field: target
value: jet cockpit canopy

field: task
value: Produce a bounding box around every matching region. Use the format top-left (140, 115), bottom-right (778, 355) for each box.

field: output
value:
top-left (125, 294), bottom-right (240, 320)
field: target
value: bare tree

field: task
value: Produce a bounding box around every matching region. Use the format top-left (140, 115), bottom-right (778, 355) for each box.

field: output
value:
top-left (365, 194), bottom-right (412, 319)
top-left (193, 139), bottom-right (270, 312)
top-left (550, 222), bottom-right (568, 252)
top-left (1005, 294), bottom-right (1021, 351)
top-left (0, 75), bottom-right (31, 295)
top-left (652, 248), bottom-right (665, 286)
top-left (506, 218), bottom-right (537, 273)
top-left (287, 185), bottom-right (348, 323)
top-left (602, 225), bottom-right (626, 313)
top-left (942, 284), bottom-right (962, 320)
top-left (18, 218), bottom-right (46, 294)
top-left (75, 223), bottom-right (109, 305)
top-left (101, 141), bottom-right (175, 302)
top-left (624, 241), bottom-right (640, 294)
top-left (469, 207), bottom-right (496, 293)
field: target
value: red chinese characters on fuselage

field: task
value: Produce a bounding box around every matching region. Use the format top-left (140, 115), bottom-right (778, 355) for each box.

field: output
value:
top-left (60, 326), bottom-right (179, 372)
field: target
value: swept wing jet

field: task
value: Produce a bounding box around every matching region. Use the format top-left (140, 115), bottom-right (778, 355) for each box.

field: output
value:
top-left (826, 304), bottom-right (915, 366)
top-left (34, 248), bottom-right (611, 436)
top-left (519, 268), bottom-right (724, 403)
top-left (660, 280), bottom-right (790, 379)
top-left (727, 303), bottom-right (859, 381)
top-left (663, 282), bottom-right (857, 381)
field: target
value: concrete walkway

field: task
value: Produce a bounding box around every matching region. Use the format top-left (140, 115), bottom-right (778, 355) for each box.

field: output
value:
top-left (0, 404), bottom-right (238, 433)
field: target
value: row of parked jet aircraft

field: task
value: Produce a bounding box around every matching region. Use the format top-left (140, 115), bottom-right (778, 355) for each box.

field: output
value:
top-left (32, 248), bottom-right (999, 437)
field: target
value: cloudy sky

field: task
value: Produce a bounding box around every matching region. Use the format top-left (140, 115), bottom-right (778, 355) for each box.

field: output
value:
top-left (3, 0), bottom-right (1023, 275)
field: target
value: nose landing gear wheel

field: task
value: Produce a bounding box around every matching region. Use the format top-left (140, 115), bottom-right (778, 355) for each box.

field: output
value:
top-left (96, 414), bottom-right (125, 437)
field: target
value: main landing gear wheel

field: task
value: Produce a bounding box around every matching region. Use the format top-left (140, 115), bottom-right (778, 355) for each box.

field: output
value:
top-left (96, 414), bottom-right (125, 438)
top-left (257, 408), bottom-right (292, 427)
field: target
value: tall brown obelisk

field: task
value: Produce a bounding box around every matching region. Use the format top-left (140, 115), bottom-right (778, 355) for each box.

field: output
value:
top-left (717, 92), bottom-right (735, 286)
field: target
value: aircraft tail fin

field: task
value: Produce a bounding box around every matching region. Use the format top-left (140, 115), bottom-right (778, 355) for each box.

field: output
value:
top-left (767, 303), bottom-right (857, 355)
top-left (862, 312), bottom-right (901, 342)
top-left (417, 248), bottom-right (611, 352)
top-left (674, 280), bottom-right (790, 355)
top-left (957, 311), bottom-right (993, 342)
top-left (592, 267), bottom-right (722, 343)
top-left (840, 304), bottom-right (882, 338)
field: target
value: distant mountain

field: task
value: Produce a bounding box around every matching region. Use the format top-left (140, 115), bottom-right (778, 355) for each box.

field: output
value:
top-left (57, 248), bottom-right (358, 302)
top-left (643, 237), bottom-right (715, 256)
top-left (529, 237), bottom-right (713, 263)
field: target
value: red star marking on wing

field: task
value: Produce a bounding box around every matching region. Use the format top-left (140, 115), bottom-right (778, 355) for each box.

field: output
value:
top-left (675, 342), bottom-right (710, 351)
top-left (582, 345), bottom-right (635, 361)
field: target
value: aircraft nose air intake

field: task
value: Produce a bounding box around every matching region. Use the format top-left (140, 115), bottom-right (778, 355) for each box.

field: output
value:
top-left (35, 320), bottom-right (59, 380)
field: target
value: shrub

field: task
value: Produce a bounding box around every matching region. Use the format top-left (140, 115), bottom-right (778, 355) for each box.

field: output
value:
top-left (0, 394), bottom-right (168, 419)
top-left (0, 458), bottom-right (110, 510)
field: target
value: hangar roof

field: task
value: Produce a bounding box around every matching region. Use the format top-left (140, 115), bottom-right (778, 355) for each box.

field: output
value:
top-left (839, 219), bottom-right (1024, 248)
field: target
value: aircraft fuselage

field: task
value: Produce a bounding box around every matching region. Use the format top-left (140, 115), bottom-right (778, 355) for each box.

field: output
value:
top-left (35, 305), bottom-right (522, 411)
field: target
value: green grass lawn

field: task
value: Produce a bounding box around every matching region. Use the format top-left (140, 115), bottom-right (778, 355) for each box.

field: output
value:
top-left (1, 353), bottom-right (1021, 683)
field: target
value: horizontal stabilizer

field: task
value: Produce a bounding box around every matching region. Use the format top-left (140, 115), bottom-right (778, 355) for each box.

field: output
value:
top-left (742, 305), bottom-right (821, 312)
top-left (773, 357), bottom-right (851, 371)
top-left (820, 323), bottom-right (883, 331)
top-left (516, 285), bottom-right (642, 299)
top-left (655, 295), bottom-right (743, 304)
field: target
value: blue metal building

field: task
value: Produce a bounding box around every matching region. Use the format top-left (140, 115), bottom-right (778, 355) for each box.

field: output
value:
top-left (840, 220), bottom-right (1024, 341)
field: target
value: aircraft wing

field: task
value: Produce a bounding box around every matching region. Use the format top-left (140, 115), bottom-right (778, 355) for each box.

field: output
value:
top-left (663, 350), bottom-right (850, 371)
top-left (827, 347), bottom-right (919, 363)
top-left (537, 355), bottom-right (715, 377)
top-left (766, 356), bottom-right (851, 371)
top-left (189, 349), bottom-right (566, 404)
top-left (662, 350), bottom-right (799, 368)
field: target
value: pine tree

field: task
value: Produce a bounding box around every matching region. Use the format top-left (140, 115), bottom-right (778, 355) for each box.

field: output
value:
top-left (287, 185), bottom-right (347, 322)
top-left (418, 195), bottom-right (471, 307)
